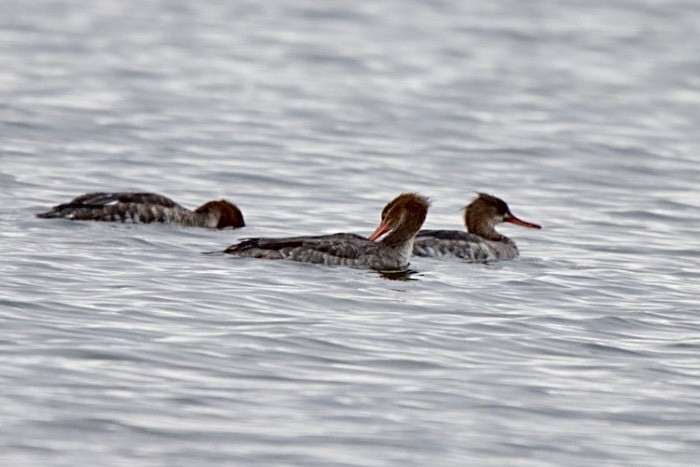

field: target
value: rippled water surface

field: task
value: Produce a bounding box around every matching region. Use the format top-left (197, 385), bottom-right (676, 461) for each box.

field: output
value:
top-left (2, 0), bottom-right (700, 465)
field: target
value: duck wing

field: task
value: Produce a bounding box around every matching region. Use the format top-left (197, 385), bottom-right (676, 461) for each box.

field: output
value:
top-left (225, 233), bottom-right (373, 260)
top-left (37, 192), bottom-right (183, 219)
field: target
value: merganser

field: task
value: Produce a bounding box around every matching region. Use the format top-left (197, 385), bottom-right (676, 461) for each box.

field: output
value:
top-left (37, 192), bottom-right (245, 229)
top-left (413, 193), bottom-right (540, 261)
top-left (224, 193), bottom-right (429, 271)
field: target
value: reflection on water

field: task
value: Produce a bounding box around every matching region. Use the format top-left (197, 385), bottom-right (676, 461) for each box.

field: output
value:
top-left (377, 268), bottom-right (420, 281)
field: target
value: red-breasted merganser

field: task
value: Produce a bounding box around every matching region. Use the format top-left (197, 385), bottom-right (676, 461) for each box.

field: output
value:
top-left (224, 193), bottom-right (429, 271)
top-left (413, 193), bottom-right (540, 261)
top-left (37, 192), bottom-right (244, 229)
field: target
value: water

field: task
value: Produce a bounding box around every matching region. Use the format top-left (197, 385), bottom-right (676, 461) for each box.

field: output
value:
top-left (2, 0), bottom-right (700, 465)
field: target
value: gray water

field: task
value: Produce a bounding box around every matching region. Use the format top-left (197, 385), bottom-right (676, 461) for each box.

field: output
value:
top-left (2, 0), bottom-right (700, 465)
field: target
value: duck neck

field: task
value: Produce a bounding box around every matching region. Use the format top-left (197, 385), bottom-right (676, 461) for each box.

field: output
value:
top-left (473, 224), bottom-right (508, 242)
top-left (380, 227), bottom-right (415, 248)
top-left (181, 210), bottom-right (204, 227)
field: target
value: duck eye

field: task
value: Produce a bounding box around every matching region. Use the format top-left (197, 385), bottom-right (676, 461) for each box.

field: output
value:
top-left (496, 201), bottom-right (509, 215)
